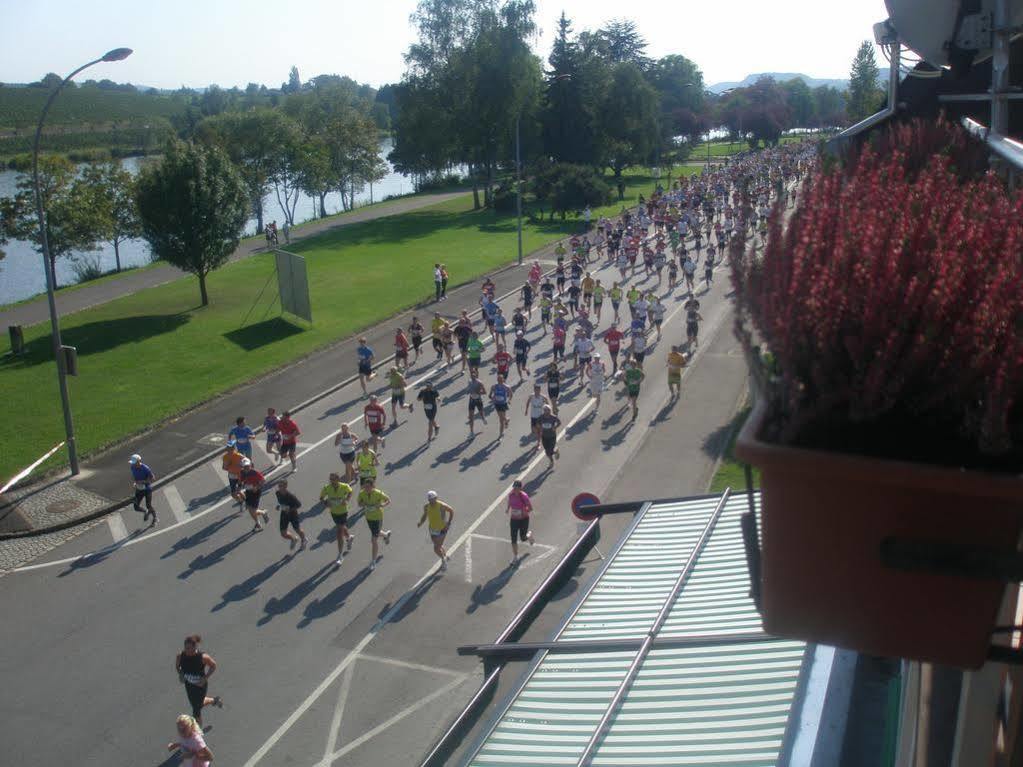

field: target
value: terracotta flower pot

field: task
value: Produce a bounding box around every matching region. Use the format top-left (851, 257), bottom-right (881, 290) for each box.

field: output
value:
top-left (735, 401), bottom-right (1023, 668)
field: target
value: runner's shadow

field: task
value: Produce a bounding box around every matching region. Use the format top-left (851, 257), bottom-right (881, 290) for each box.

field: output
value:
top-left (650, 399), bottom-right (677, 425)
top-left (259, 563), bottom-right (336, 626)
top-left (524, 468), bottom-right (552, 494)
top-left (57, 528), bottom-right (146, 577)
top-left (211, 554), bottom-right (293, 612)
top-left (432, 435), bottom-right (474, 467)
top-left (460, 438), bottom-right (501, 471)
top-left (153, 750), bottom-right (184, 767)
top-left (466, 559), bottom-right (525, 614)
top-left (186, 487), bottom-right (231, 510)
top-left (386, 442), bottom-right (429, 472)
top-left (178, 529), bottom-right (258, 579)
top-left (601, 416), bottom-right (634, 451)
top-left (499, 447), bottom-right (535, 480)
top-left (566, 409), bottom-right (597, 439)
top-left (378, 573), bottom-right (442, 624)
top-left (297, 567), bottom-right (373, 627)
top-left (161, 511), bottom-right (240, 559)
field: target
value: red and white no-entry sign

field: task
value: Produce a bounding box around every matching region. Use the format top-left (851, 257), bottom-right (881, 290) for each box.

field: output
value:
top-left (571, 492), bottom-right (601, 520)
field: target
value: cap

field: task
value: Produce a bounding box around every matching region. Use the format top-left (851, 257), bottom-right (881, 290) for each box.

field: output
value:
top-left (129, 454), bottom-right (142, 465)
top-left (512, 479), bottom-right (523, 488)
top-left (241, 457), bottom-right (252, 467)
top-left (226, 440), bottom-right (237, 447)
top-left (426, 490), bottom-right (438, 501)
top-left (516, 330), bottom-right (523, 336)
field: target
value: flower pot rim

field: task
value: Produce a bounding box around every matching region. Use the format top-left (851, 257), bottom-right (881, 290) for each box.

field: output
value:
top-left (736, 399), bottom-right (1023, 500)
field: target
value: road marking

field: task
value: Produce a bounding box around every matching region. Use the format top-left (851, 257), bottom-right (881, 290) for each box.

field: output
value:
top-left (323, 674), bottom-right (469, 765)
top-left (469, 533), bottom-right (558, 571)
top-left (241, 401), bottom-right (595, 766)
top-left (464, 533), bottom-right (473, 583)
top-left (106, 514), bottom-right (128, 543)
top-left (319, 664), bottom-right (354, 767)
top-left (163, 485), bottom-right (188, 525)
top-left (358, 652), bottom-right (465, 677)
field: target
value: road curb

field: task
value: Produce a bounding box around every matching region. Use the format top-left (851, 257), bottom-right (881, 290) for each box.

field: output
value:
top-left (0, 252), bottom-right (566, 540)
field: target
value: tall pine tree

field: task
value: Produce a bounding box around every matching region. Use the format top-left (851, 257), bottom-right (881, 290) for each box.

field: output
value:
top-left (847, 41), bottom-right (882, 123)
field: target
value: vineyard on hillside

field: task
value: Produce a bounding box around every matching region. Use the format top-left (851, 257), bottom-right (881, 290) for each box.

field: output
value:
top-left (0, 86), bottom-right (188, 132)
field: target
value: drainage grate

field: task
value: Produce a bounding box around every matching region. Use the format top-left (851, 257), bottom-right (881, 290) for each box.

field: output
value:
top-left (46, 499), bottom-right (82, 515)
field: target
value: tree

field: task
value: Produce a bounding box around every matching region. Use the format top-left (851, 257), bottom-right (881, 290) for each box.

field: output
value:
top-left (847, 41), bottom-right (882, 123)
top-left (593, 19), bottom-right (649, 67)
top-left (813, 85), bottom-right (846, 130)
top-left (0, 155), bottom-right (101, 287)
top-left (781, 78), bottom-right (815, 129)
top-left (285, 66), bottom-right (302, 93)
top-left (532, 163), bottom-right (612, 220)
top-left (136, 141), bottom-right (249, 307)
top-left (601, 62), bottom-right (659, 197)
top-left (78, 161), bottom-right (141, 273)
top-left (718, 77), bottom-right (792, 148)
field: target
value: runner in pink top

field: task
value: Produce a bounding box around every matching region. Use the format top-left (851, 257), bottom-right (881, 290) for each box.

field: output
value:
top-left (167, 715), bottom-right (212, 767)
top-left (505, 479), bottom-right (535, 563)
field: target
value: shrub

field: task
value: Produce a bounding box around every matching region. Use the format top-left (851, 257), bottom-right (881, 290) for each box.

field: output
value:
top-left (730, 118), bottom-right (1023, 469)
top-left (70, 254), bottom-right (107, 283)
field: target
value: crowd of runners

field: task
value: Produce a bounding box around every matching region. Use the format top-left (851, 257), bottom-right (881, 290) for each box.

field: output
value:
top-left (123, 142), bottom-right (815, 752)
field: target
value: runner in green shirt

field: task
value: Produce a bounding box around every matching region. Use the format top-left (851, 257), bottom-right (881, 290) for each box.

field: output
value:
top-left (356, 442), bottom-right (378, 486)
top-left (357, 478), bottom-right (391, 570)
top-left (466, 331), bottom-right (485, 374)
top-left (388, 367), bottom-right (413, 421)
top-left (623, 359), bottom-right (645, 421)
top-left (609, 283), bottom-right (623, 323)
top-left (320, 473), bottom-right (355, 566)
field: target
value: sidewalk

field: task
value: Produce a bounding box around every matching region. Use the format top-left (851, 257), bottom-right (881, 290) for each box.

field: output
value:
top-left (0, 190), bottom-right (468, 328)
top-left (4, 234), bottom-right (572, 533)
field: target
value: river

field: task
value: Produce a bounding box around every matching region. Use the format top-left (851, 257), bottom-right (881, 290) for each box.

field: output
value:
top-left (0, 138), bottom-right (416, 305)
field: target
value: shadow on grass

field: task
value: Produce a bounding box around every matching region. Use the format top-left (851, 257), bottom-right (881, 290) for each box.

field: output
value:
top-left (2, 313), bottom-right (191, 368)
top-left (224, 317), bottom-right (306, 351)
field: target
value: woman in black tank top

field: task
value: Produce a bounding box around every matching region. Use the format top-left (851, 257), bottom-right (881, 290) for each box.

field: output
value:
top-left (176, 635), bottom-right (223, 725)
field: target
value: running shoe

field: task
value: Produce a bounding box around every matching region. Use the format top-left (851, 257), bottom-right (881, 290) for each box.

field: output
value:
top-left (369, 559), bottom-right (377, 571)
top-left (383, 530), bottom-right (392, 545)
top-left (290, 537), bottom-right (297, 550)
top-left (213, 696), bottom-right (224, 709)
top-left (335, 556), bottom-right (343, 566)
top-left (346, 535), bottom-right (355, 553)
top-left (439, 560), bottom-right (447, 572)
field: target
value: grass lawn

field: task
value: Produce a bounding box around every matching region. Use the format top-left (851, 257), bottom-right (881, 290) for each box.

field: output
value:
top-left (708, 405), bottom-right (760, 494)
top-left (0, 172), bottom-right (659, 480)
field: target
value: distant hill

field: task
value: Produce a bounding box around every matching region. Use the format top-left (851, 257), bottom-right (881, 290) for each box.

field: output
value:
top-left (708, 73), bottom-right (850, 93)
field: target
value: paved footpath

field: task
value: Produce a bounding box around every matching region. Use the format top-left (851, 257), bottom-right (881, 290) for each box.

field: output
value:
top-left (0, 190), bottom-right (468, 329)
top-left (0, 225), bottom-right (751, 766)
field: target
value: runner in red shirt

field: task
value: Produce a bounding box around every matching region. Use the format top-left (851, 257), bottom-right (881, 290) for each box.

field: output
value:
top-left (277, 411), bottom-right (300, 472)
top-left (603, 323), bottom-right (625, 376)
top-left (239, 458), bottom-right (270, 531)
top-left (394, 328), bottom-right (410, 371)
top-left (363, 395), bottom-right (388, 452)
top-left (493, 344), bottom-right (512, 378)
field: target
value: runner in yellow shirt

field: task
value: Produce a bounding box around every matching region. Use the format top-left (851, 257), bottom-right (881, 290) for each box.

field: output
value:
top-left (356, 442), bottom-right (378, 486)
top-left (417, 490), bottom-right (454, 571)
top-left (357, 478), bottom-right (391, 570)
top-left (667, 345), bottom-right (687, 399)
top-left (319, 473), bottom-right (355, 566)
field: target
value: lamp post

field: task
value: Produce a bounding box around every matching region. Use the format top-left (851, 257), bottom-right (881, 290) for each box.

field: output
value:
top-left (33, 47), bottom-right (132, 476)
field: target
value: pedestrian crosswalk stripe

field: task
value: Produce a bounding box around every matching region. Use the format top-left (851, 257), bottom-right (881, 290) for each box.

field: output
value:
top-left (106, 513), bottom-right (128, 542)
top-left (164, 485), bottom-right (188, 524)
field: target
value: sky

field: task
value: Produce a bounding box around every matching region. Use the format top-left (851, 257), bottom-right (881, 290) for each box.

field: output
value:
top-left (1, 0), bottom-right (889, 90)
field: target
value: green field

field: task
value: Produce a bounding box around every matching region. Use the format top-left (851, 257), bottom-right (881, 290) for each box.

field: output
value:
top-left (709, 405), bottom-right (760, 493)
top-left (0, 171), bottom-right (666, 480)
top-left (0, 86), bottom-right (188, 131)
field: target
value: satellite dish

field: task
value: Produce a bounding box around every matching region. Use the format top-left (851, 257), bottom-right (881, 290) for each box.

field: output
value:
top-left (885, 0), bottom-right (1023, 69)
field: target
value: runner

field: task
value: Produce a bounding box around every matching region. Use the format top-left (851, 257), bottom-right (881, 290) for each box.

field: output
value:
top-left (581, 271), bottom-right (595, 311)
top-left (454, 312), bottom-right (473, 371)
top-left (524, 384), bottom-right (550, 451)
top-left (683, 254), bottom-right (697, 292)
top-left (685, 298), bottom-right (704, 349)
top-left (440, 263), bottom-right (449, 299)
top-left (493, 341), bottom-right (512, 380)
top-left (394, 326), bottom-right (411, 371)
top-left (521, 281), bottom-right (534, 319)
top-left (603, 322), bottom-right (625, 376)
top-left (388, 367), bottom-right (413, 421)
top-left (511, 306), bottom-right (527, 336)
top-left (573, 330), bottom-right (595, 382)
top-left (650, 296), bottom-right (666, 341)
top-left (175, 635), bottom-right (222, 727)
top-left (493, 307), bottom-right (508, 345)
top-left (239, 458), bottom-right (270, 531)
top-left (417, 490), bottom-right (453, 571)
top-left (539, 292), bottom-right (553, 335)
top-left (592, 279), bottom-right (605, 323)
top-left (609, 282), bottom-right (623, 323)
top-left (129, 453), bottom-right (157, 525)
top-left (320, 472), bottom-right (355, 565)
top-left (431, 313), bottom-right (446, 359)
top-left (356, 441), bottom-right (378, 486)
top-left (228, 416), bottom-right (254, 459)
top-left (631, 328), bottom-right (647, 368)
top-left (667, 344), bottom-right (687, 399)
top-left (278, 410), bottom-right (300, 471)
top-left (417, 380), bottom-right (441, 442)
top-left (410, 316), bottom-right (425, 363)
top-left (466, 330), bottom-right (484, 374)
top-left (167, 714), bottom-right (213, 767)
top-left (505, 479), bottom-right (535, 562)
top-left (357, 478), bottom-right (391, 571)
top-left (440, 319), bottom-right (456, 365)
top-left (626, 285), bottom-right (642, 318)
top-left (263, 407), bottom-right (282, 464)
top-left (434, 263), bottom-right (443, 302)
top-left (623, 358), bottom-right (645, 421)
top-left (589, 352), bottom-right (607, 411)
top-left (537, 404), bottom-right (561, 470)
top-left (667, 257), bottom-right (679, 291)
top-left (357, 338), bottom-right (375, 395)
top-left (545, 361), bottom-right (562, 414)
top-left (221, 442), bottom-right (245, 505)
top-left (551, 321), bottom-right (567, 363)
top-left (363, 394), bottom-right (387, 451)
top-left (489, 374), bottom-right (513, 437)
top-left (274, 478), bottom-right (306, 550)
top-left (513, 330), bottom-right (531, 380)
top-left (333, 423), bottom-right (359, 483)
top-left (467, 370), bottom-right (488, 436)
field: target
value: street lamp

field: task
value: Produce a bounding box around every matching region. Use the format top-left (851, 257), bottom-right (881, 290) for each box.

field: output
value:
top-left (33, 47), bottom-right (133, 476)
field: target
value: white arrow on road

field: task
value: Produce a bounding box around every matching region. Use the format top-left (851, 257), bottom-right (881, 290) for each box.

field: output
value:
top-left (464, 532), bottom-right (557, 582)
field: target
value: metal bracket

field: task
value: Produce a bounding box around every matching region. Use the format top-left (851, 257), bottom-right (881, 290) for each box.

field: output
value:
top-left (880, 537), bottom-right (1023, 582)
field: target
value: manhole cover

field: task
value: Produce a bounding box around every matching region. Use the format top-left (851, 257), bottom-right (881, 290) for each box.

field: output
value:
top-left (199, 433), bottom-right (227, 447)
top-left (46, 499), bottom-right (82, 515)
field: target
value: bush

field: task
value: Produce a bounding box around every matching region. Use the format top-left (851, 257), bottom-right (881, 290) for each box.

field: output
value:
top-left (70, 254), bottom-right (107, 284)
top-left (531, 163), bottom-right (613, 221)
top-left (730, 118), bottom-right (1023, 468)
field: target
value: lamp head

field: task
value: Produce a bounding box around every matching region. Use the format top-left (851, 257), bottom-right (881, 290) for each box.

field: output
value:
top-left (102, 48), bottom-right (133, 62)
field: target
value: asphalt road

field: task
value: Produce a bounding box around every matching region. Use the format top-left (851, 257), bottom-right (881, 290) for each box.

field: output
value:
top-left (0, 245), bottom-right (742, 767)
